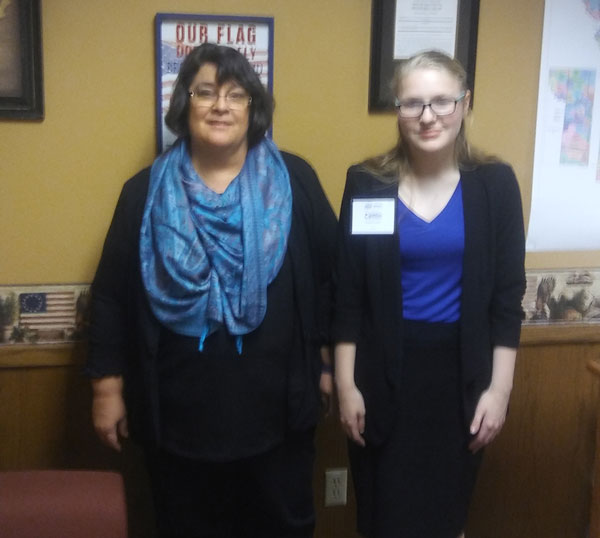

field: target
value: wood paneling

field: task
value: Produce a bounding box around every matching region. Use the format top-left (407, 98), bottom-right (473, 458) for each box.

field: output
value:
top-left (313, 404), bottom-right (360, 538)
top-left (587, 359), bottom-right (600, 538)
top-left (467, 339), bottom-right (599, 538)
top-left (0, 345), bottom-right (156, 538)
top-left (1, 324), bottom-right (599, 538)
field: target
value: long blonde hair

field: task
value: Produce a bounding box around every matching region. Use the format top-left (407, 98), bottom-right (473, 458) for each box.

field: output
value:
top-left (362, 50), bottom-right (495, 180)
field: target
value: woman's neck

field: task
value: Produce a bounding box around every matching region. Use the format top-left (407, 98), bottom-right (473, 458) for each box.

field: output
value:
top-left (407, 146), bottom-right (458, 184)
top-left (189, 140), bottom-right (248, 194)
top-left (399, 148), bottom-right (460, 222)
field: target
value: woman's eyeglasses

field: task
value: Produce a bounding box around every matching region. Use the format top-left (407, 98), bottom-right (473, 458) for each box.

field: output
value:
top-left (188, 88), bottom-right (252, 110)
top-left (395, 93), bottom-right (466, 118)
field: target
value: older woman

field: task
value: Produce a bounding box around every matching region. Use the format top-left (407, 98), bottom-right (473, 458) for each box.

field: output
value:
top-left (333, 50), bottom-right (526, 537)
top-left (86, 43), bottom-right (336, 538)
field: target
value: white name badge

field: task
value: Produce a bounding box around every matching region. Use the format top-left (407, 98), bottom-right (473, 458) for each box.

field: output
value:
top-left (351, 198), bottom-right (396, 235)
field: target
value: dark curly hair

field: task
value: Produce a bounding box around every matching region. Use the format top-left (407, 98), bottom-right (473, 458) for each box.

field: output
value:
top-left (165, 43), bottom-right (273, 148)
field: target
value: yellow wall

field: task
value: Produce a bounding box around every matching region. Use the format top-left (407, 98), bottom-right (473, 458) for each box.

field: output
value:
top-left (1, 0), bottom-right (598, 287)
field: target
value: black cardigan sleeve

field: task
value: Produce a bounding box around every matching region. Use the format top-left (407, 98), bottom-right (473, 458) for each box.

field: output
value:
top-left (85, 168), bottom-right (151, 377)
top-left (331, 166), bottom-right (369, 344)
top-left (487, 164), bottom-right (526, 348)
top-left (282, 152), bottom-right (337, 345)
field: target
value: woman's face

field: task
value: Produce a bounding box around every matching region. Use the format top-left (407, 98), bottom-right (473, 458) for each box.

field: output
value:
top-left (187, 62), bottom-right (250, 153)
top-left (396, 67), bottom-right (470, 158)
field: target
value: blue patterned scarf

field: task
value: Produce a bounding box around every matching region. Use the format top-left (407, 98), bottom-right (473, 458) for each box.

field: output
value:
top-left (139, 137), bottom-right (292, 353)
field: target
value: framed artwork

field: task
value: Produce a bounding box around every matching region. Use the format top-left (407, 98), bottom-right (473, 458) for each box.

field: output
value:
top-left (0, 0), bottom-right (44, 119)
top-left (154, 12), bottom-right (274, 153)
top-left (369, 0), bottom-right (480, 111)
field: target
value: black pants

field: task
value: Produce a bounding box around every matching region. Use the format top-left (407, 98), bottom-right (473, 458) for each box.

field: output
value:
top-left (145, 430), bottom-right (315, 538)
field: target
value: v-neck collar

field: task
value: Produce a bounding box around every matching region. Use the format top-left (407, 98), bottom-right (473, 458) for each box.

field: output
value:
top-left (397, 179), bottom-right (462, 224)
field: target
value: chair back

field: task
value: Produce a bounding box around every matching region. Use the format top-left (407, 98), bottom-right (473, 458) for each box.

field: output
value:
top-left (0, 470), bottom-right (127, 538)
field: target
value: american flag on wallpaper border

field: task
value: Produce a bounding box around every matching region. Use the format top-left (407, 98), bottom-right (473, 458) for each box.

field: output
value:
top-left (0, 284), bottom-right (90, 346)
top-left (19, 291), bottom-right (76, 332)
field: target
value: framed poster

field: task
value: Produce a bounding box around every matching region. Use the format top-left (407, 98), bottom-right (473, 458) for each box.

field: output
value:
top-left (0, 0), bottom-right (44, 119)
top-left (155, 13), bottom-right (274, 153)
top-left (369, 0), bottom-right (479, 111)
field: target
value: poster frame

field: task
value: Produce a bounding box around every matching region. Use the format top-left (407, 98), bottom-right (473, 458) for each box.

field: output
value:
top-left (0, 0), bottom-right (44, 120)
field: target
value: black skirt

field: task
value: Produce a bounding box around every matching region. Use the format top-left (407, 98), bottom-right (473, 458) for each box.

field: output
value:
top-left (349, 320), bottom-right (482, 538)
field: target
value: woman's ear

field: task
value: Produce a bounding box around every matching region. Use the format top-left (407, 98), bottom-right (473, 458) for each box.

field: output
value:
top-left (463, 89), bottom-right (472, 111)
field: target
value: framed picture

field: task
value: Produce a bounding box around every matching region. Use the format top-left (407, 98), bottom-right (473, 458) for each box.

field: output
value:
top-left (0, 0), bottom-right (44, 120)
top-left (369, 0), bottom-right (479, 111)
top-left (155, 13), bottom-right (274, 153)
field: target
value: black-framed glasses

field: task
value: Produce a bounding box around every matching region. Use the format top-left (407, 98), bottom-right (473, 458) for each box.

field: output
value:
top-left (188, 88), bottom-right (252, 110)
top-left (395, 92), bottom-right (466, 118)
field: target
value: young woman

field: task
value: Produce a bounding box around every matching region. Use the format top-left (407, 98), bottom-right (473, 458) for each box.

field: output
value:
top-left (87, 43), bottom-right (336, 538)
top-left (333, 50), bottom-right (526, 538)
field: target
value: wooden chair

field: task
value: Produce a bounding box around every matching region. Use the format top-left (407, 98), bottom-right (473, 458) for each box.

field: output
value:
top-left (0, 470), bottom-right (127, 538)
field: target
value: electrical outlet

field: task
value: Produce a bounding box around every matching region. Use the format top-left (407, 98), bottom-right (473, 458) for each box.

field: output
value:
top-left (324, 468), bottom-right (348, 506)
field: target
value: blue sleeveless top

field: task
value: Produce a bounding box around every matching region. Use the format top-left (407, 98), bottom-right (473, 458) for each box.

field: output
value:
top-left (398, 181), bottom-right (464, 322)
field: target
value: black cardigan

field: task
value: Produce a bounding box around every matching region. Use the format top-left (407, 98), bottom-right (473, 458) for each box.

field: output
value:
top-left (332, 162), bottom-right (526, 446)
top-left (86, 151), bottom-right (337, 449)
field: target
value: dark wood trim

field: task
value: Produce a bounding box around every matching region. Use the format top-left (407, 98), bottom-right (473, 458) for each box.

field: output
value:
top-left (1, 324), bottom-right (599, 368)
top-left (521, 324), bottom-right (600, 346)
top-left (0, 343), bottom-right (85, 369)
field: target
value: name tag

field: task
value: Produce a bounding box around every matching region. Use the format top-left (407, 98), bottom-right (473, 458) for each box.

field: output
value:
top-left (351, 198), bottom-right (395, 235)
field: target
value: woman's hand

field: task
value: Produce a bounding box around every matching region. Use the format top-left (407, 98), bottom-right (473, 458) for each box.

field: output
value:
top-left (334, 342), bottom-right (365, 446)
top-left (468, 386), bottom-right (510, 453)
top-left (337, 384), bottom-right (366, 447)
top-left (319, 346), bottom-right (333, 415)
top-left (469, 346), bottom-right (517, 453)
top-left (91, 375), bottom-right (128, 452)
top-left (320, 371), bottom-right (333, 415)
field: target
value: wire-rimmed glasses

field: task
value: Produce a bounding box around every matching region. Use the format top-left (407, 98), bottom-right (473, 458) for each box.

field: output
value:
top-left (188, 88), bottom-right (252, 110)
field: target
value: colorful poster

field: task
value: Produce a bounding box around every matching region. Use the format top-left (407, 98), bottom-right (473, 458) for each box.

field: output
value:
top-left (527, 0), bottom-right (600, 252)
top-left (584, 0), bottom-right (600, 46)
top-left (549, 69), bottom-right (595, 165)
top-left (155, 13), bottom-right (274, 154)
